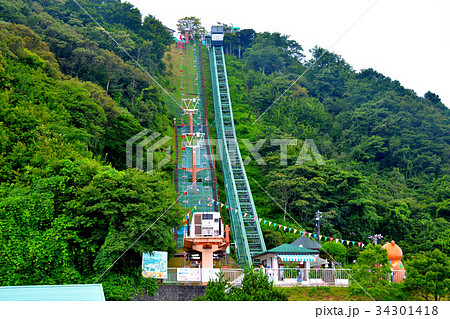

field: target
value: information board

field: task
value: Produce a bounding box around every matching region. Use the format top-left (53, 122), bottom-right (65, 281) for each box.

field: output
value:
top-left (177, 268), bottom-right (201, 282)
top-left (142, 251), bottom-right (167, 279)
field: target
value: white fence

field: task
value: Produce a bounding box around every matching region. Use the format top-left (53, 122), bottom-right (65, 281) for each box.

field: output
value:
top-left (162, 268), bottom-right (405, 287)
top-left (163, 268), bottom-right (243, 284)
top-left (262, 268), bottom-right (406, 287)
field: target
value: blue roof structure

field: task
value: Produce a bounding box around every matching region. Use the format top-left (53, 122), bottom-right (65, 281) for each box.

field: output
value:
top-left (0, 284), bottom-right (105, 301)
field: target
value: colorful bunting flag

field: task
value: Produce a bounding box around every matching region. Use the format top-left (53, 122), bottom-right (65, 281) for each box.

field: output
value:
top-left (358, 242), bottom-right (361, 247)
top-left (330, 237), bottom-right (333, 241)
top-left (264, 220), bottom-right (267, 224)
top-left (289, 228), bottom-right (292, 232)
top-left (294, 229), bottom-right (298, 234)
top-left (308, 233), bottom-right (312, 237)
top-left (283, 226), bottom-right (287, 231)
top-left (314, 234), bottom-right (317, 239)
top-left (278, 225), bottom-right (282, 229)
top-left (269, 222), bottom-right (272, 226)
top-left (303, 231), bottom-right (307, 236)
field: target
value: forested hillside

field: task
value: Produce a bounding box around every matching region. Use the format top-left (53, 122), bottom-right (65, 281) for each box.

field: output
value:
top-left (219, 30), bottom-right (450, 256)
top-left (0, 0), bottom-right (180, 300)
top-left (0, 0), bottom-right (449, 301)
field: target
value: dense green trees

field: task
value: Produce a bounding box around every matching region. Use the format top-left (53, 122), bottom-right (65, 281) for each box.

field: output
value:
top-left (0, 0), bottom-right (174, 129)
top-left (0, 21), bottom-right (179, 299)
top-left (219, 28), bottom-right (450, 260)
top-left (197, 268), bottom-right (287, 301)
top-left (349, 244), bottom-right (406, 301)
top-left (404, 249), bottom-right (450, 301)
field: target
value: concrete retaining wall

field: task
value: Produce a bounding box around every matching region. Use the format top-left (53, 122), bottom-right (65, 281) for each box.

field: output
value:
top-left (134, 285), bottom-right (206, 301)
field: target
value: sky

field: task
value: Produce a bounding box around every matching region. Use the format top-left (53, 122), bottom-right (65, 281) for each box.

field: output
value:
top-left (127, 0), bottom-right (450, 107)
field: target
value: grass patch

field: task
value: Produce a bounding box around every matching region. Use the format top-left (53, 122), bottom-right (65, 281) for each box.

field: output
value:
top-left (277, 286), bottom-right (371, 301)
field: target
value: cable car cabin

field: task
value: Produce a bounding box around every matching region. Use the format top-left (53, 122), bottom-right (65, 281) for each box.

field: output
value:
top-left (186, 212), bottom-right (224, 238)
top-left (211, 25), bottom-right (224, 47)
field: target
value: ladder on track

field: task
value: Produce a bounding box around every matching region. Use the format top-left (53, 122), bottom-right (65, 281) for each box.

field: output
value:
top-left (208, 46), bottom-right (266, 267)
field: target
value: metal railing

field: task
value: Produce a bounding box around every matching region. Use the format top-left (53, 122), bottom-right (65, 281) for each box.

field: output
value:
top-left (208, 45), bottom-right (266, 267)
top-left (260, 268), bottom-right (406, 286)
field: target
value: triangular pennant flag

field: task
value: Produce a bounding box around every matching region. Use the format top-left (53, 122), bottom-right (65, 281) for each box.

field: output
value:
top-left (244, 213), bottom-right (247, 217)
top-left (341, 239), bottom-right (345, 244)
top-left (314, 234), bottom-right (317, 239)
top-left (358, 242), bottom-right (361, 247)
top-left (212, 199), bottom-right (215, 203)
top-left (269, 222), bottom-right (272, 226)
top-left (319, 235), bottom-right (323, 240)
top-left (226, 205), bottom-right (229, 210)
top-left (361, 243), bottom-right (365, 248)
top-left (335, 238), bottom-right (339, 243)
top-left (347, 240), bottom-right (350, 245)
top-left (289, 228), bottom-right (292, 232)
top-left (220, 203), bottom-right (224, 208)
top-left (259, 218), bottom-right (262, 222)
top-left (274, 223), bottom-right (277, 227)
top-left (283, 226), bottom-right (287, 231)
top-left (230, 207), bottom-right (233, 211)
top-left (303, 231), bottom-right (306, 236)
top-left (207, 197), bottom-right (210, 201)
top-left (201, 198), bottom-right (203, 203)
top-left (324, 236), bottom-right (328, 241)
top-left (308, 233), bottom-right (312, 237)
top-left (352, 241), bottom-right (355, 245)
top-left (330, 237), bottom-right (333, 241)
top-left (278, 225), bottom-right (282, 229)
top-left (389, 260), bottom-right (393, 263)
top-left (294, 229), bottom-right (298, 234)
top-left (264, 220), bottom-right (267, 224)
top-left (254, 216), bottom-right (257, 221)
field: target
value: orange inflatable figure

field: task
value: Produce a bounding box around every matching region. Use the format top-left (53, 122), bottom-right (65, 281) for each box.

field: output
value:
top-left (382, 240), bottom-right (405, 282)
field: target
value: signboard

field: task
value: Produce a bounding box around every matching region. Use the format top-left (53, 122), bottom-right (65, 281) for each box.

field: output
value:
top-left (177, 268), bottom-right (201, 282)
top-left (142, 251), bottom-right (167, 279)
top-left (211, 33), bottom-right (224, 41)
top-left (202, 268), bottom-right (220, 283)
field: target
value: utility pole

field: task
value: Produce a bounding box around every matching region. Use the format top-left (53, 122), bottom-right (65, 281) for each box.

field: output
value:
top-left (316, 211), bottom-right (323, 244)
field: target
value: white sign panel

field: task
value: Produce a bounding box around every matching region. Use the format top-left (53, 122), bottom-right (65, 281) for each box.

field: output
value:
top-left (202, 268), bottom-right (220, 283)
top-left (211, 34), bottom-right (224, 41)
top-left (177, 268), bottom-right (201, 282)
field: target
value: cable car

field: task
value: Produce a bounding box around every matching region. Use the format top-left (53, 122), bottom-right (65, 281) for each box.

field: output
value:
top-left (211, 25), bottom-right (224, 47)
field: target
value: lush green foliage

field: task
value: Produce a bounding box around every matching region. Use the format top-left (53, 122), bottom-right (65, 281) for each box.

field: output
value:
top-left (404, 249), bottom-right (450, 301)
top-left (0, 0), bottom-right (175, 129)
top-left (349, 244), bottom-right (406, 301)
top-left (0, 19), bottom-right (179, 299)
top-left (197, 268), bottom-right (287, 301)
top-left (320, 241), bottom-right (346, 265)
top-left (216, 30), bottom-right (450, 260)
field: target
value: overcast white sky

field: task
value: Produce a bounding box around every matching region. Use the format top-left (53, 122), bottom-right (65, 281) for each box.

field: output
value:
top-left (127, 0), bottom-right (450, 107)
